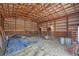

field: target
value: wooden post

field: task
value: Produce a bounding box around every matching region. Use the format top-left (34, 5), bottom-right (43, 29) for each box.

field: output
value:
top-left (24, 20), bottom-right (25, 35)
top-left (54, 19), bottom-right (56, 38)
top-left (14, 15), bottom-right (16, 34)
top-left (0, 12), bottom-right (4, 30)
top-left (66, 16), bottom-right (69, 38)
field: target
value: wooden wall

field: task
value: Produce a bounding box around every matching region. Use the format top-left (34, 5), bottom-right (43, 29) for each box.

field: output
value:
top-left (39, 13), bottom-right (79, 40)
top-left (3, 13), bottom-right (79, 40)
top-left (4, 18), bottom-right (37, 36)
top-left (68, 14), bottom-right (79, 40)
top-left (55, 18), bottom-right (67, 37)
top-left (39, 21), bottom-right (54, 36)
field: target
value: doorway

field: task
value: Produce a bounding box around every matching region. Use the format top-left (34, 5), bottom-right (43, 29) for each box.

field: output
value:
top-left (47, 27), bottom-right (51, 36)
top-left (39, 28), bottom-right (42, 35)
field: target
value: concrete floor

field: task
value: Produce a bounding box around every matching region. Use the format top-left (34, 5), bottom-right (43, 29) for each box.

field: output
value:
top-left (14, 36), bottom-right (71, 56)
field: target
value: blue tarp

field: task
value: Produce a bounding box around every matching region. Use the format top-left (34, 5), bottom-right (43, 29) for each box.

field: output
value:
top-left (11, 34), bottom-right (32, 38)
top-left (4, 35), bottom-right (37, 55)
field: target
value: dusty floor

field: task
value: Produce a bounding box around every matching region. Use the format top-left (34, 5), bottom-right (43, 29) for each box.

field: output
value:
top-left (12, 36), bottom-right (71, 56)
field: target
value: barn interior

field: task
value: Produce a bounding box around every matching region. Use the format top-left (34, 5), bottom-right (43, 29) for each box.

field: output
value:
top-left (0, 3), bottom-right (79, 56)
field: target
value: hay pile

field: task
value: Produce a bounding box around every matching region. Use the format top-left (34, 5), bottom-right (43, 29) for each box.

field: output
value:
top-left (15, 36), bottom-right (71, 56)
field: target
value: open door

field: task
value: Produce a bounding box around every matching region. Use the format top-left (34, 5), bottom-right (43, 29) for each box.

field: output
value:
top-left (39, 28), bottom-right (42, 35)
top-left (47, 27), bottom-right (51, 36)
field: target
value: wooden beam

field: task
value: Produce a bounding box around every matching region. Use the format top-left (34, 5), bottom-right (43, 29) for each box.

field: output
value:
top-left (7, 4), bottom-right (9, 18)
top-left (0, 11), bottom-right (4, 30)
top-left (12, 4), bottom-right (14, 18)
top-left (24, 20), bottom-right (25, 34)
top-left (14, 4), bottom-right (19, 32)
top-left (39, 11), bottom-right (79, 23)
top-left (32, 4), bottom-right (52, 19)
top-left (0, 4), bottom-right (6, 18)
top-left (72, 3), bottom-right (79, 12)
top-left (37, 4), bottom-right (74, 22)
top-left (0, 4), bottom-right (4, 30)
top-left (60, 3), bottom-right (67, 15)
top-left (66, 16), bottom-right (69, 37)
top-left (54, 19), bottom-right (56, 38)
top-left (17, 4), bottom-right (52, 22)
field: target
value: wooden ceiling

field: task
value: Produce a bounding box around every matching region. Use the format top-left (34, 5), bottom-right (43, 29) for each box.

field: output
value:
top-left (0, 3), bottom-right (79, 22)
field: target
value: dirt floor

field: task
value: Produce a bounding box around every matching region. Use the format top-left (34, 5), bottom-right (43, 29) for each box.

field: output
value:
top-left (12, 36), bottom-right (71, 56)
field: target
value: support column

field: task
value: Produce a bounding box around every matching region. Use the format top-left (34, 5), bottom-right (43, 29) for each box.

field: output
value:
top-left (54, 19), bottom-right (56, 38)
top-left (0, 12), bottom-right (4, 30)
top-left (66, 16), bottom-right (69, 38)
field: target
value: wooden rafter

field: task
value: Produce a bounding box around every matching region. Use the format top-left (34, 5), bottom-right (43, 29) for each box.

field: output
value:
top-left (39, 11), bottom-right (79, 23)
top-left (0, 3), bottom-right (79, 23)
